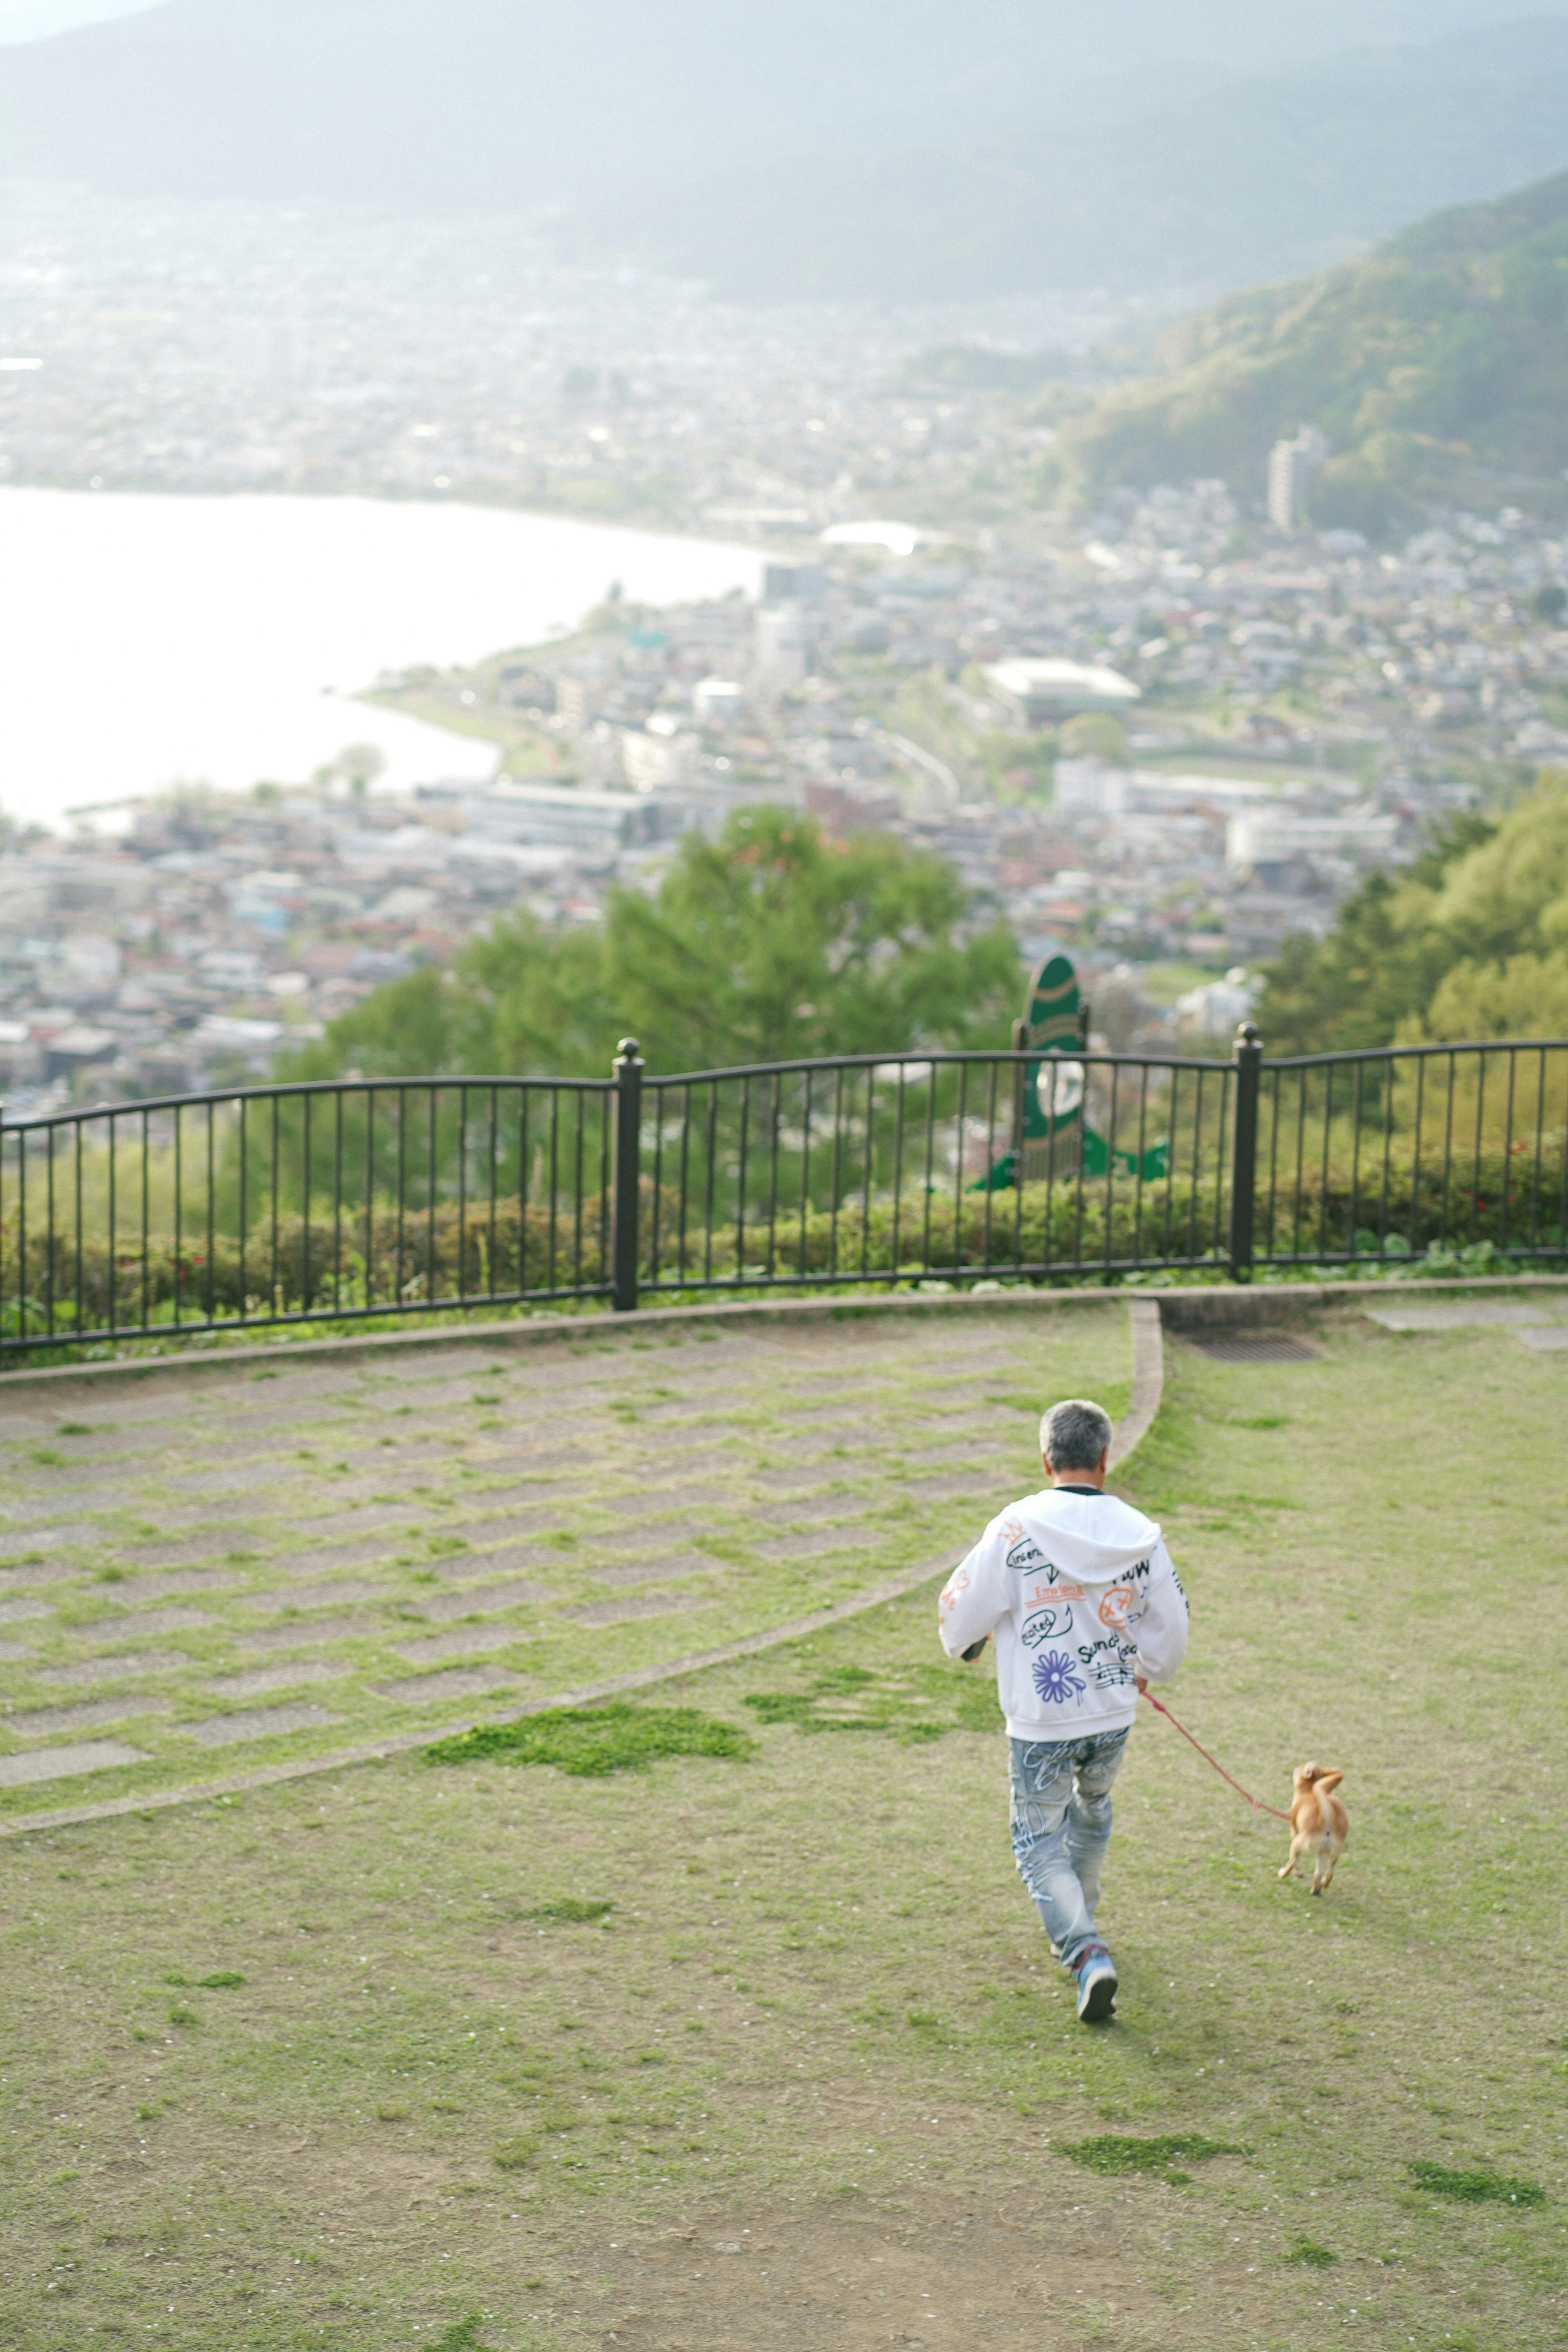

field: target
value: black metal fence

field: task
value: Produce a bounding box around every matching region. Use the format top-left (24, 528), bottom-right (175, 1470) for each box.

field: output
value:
top-left (2, 1029), bottom-right (1564, 1350)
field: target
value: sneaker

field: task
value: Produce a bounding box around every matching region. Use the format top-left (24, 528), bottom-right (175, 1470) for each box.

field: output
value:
top-left (1073, 1941), bottom-right (1118, 2024)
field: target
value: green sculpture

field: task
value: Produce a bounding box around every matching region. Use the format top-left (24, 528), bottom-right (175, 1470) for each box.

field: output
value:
top-left (974, 950), bottom-right (1167, 1190)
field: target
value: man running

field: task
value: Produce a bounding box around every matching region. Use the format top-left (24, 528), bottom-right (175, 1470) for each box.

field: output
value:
top-left (938, 1397), bottom-right (1188, 2023)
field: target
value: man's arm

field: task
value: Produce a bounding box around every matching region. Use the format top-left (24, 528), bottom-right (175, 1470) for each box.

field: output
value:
top-left (937, 1530), bottom-right (1008, 1660)
top-left (1132, 1542), bottom-right (1189, 1686)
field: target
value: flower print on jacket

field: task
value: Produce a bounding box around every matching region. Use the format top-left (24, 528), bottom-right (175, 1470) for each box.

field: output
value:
top-left (1031, 1649), bottom-right (1087, 1706)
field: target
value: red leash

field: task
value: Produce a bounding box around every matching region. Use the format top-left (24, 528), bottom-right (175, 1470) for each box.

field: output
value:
top-left (1140, 1688), bottom-right (1291, 1821)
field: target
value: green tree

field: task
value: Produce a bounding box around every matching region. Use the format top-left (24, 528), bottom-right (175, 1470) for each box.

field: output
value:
top-left (1256, 872), bottom-right (1448, 1051)
top-left (289, 807), bottom-right (1022, 1080)
top-left (287, 964), bottom-right (466, 1079)
top-left (1425, 777), bottom-right (1568, 964)
top-left (1424, 949), bottom-right (1568, 1040)
top-left (313, 742), bottom-right (387, 797)
top-left (1059, 712), bottom-right (1129, 762)
top-left (1255, 783), bottom-right (1568, 1049)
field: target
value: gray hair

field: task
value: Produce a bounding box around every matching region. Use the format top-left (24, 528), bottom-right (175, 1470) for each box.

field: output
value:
top-left (1040, 1397), bottom-right (1113, 1471)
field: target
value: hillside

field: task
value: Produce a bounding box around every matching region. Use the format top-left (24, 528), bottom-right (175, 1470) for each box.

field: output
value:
top-left (0, 0), bottom-right (1429, 215)
top-left (1057, 164), bottom-right (1568, 527)
top-left (0, 0), bottom-right (1068, 211)
top-left (568, 18), bottom-right (1568, 300)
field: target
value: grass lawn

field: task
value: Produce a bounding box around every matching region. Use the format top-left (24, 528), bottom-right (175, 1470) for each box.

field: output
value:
top-left (1, 1304), bottom-right (1564, 2350)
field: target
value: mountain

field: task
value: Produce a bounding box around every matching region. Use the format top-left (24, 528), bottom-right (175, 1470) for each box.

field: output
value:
top-left (566, 18), bottom-right (1568, 300)
top-left (0, 0), bottom-right (1565, 222)
top-left (1055, 165), bottom-right (1568, 528)
top-left (2, 0), bottom-right (1074, 209)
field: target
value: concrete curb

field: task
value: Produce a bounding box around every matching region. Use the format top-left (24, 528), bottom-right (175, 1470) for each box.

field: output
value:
top-left (0, 1282), bottom-right (1129, 1395)
top-left (1149, 1271), bottom-right (1568, 1332)
top-left (2, 1269), bottom-right (1564, 1396)
top-left (1109, 1298), bottom-right (1163, 1469)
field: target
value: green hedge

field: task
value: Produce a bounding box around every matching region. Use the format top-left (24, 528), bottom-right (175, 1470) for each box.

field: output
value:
top-left (1, 1141), bottom-right (1561, 1339)
top-left (0, 1196), bottom-right (611, 1334)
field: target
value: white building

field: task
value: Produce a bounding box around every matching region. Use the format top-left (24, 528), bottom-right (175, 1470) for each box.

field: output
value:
top-left (1053, 758), bottom-right (1131, 817)
top-left (1267, 426), bottom-right (1328, 530)
top-left (762, 562), bottom-right (825, 601)
top-left (461, 780), bottom-right (651, 856)
top-left (983, 658), bottom-right (1141, 729)
top-left (1175, 968), bottom-right (1259, 1038)
top-left (620, 721), bottom-right (698, 793)
top-left (754, 601), bottom-right (814, 687)
top-left (1226, 807), bottom-right (1399, 875)
top-left (60, 934), bottom-right (122, 989)
top-left (692, 675), bottom-right (746, 725)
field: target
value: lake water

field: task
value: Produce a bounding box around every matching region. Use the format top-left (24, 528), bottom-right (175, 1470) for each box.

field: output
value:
top-left (0, 487), bottom-right (764, 829)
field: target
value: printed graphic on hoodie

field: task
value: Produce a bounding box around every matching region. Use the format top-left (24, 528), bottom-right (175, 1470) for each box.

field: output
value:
top-left (1076, 1634), bottom-right (1140, 1691)
top-left (1031, 1649), bottom-right (1087, 1705)
top-left (938, 1486), bottom-right (1189, 1744)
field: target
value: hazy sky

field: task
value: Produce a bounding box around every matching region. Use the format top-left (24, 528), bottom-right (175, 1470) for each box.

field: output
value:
top-left (0, 0), bottom-right (151, 40)
top-left (8, 0), bottom-right (1568, 63)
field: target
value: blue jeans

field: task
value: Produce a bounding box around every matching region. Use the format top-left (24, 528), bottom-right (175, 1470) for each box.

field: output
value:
top-left (1009, 1728), bottom-right (1130, 1969)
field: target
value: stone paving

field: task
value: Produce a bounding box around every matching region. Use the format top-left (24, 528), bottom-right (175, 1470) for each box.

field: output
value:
top-left (0, 1303), bottom-right (1132, 1807)
top-left (1363, 1298), bottom-right (1568, 1348)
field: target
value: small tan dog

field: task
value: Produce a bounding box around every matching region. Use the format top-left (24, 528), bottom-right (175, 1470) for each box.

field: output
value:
top-left (1278, 1761), bottom-right (1348, 1895)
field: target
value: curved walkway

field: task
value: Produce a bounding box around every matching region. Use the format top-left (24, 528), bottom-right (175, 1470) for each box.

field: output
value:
top-left (0, 1289), bottom-right (1166, 1835)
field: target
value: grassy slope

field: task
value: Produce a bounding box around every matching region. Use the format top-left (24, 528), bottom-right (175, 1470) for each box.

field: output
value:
top-left (1061, 166), bottom-right (1568, 517)
top-left (1, 1309), bottom-right (1565, 2349)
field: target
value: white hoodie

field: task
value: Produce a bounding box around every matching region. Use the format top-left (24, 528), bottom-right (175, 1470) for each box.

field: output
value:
top-left (938, 1486), bottom-right (1188, 1742)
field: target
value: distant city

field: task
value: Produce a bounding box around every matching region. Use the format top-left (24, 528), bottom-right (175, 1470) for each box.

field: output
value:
top-left (5, 462), bottom-right (1564, 1112)
top-left (2, 183), bottom-right (1566, 1114)
top-left (0, 181), bottom-right (1112, 529)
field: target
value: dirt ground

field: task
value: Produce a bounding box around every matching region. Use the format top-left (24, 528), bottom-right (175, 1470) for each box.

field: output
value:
top-left (571, 2192), bottom-right (1209, 2350)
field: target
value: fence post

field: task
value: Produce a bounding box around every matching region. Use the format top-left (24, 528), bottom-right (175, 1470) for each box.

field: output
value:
top-left (1009, 1016), bottom-right (1028, 1161)
top-left (1228, 1022), bottom-right (1262, 1283)
top-left (612, 1036), bottom-right (644, 1312)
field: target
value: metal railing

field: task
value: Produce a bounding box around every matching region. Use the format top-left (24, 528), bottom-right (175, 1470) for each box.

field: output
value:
top-left (1, 1029), bottom-right (1564, 1350)
top-left (1252, 1034), bottom-right (1568, 1270)
top-left (0, 1074), bottom-right (616, 1350)
top-left (630, 1041), bottom-right (1235, 1301)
